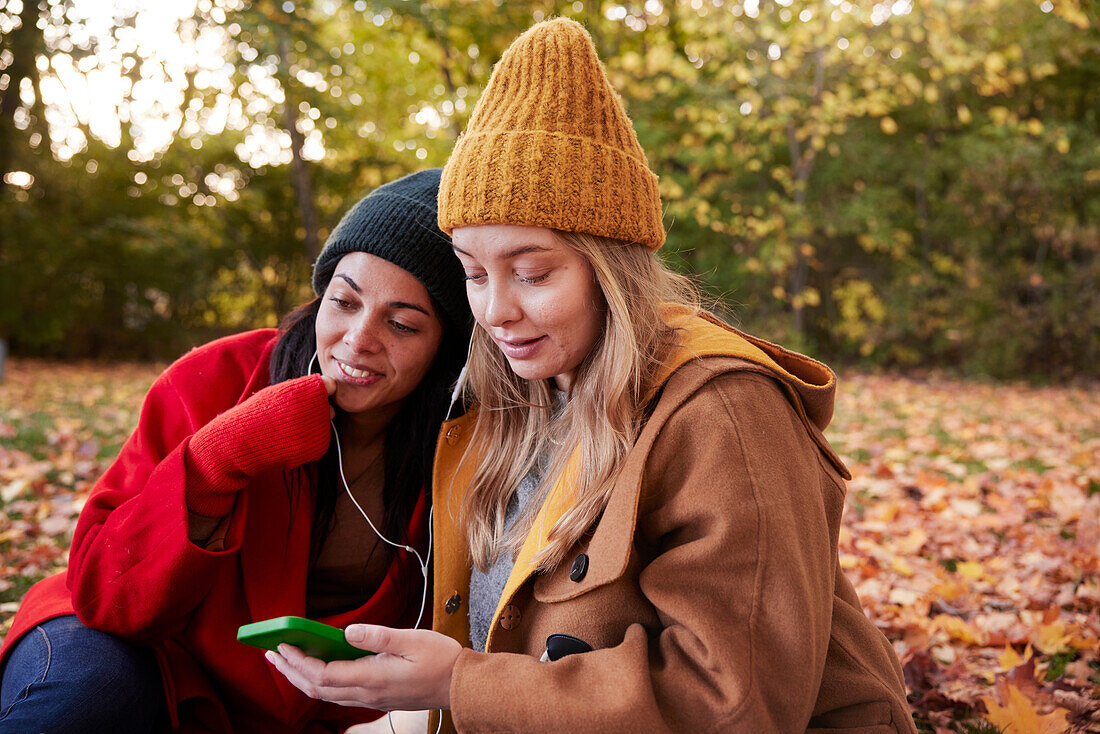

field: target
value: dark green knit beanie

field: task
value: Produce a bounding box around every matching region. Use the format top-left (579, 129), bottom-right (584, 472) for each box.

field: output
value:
top-left (312, 168), bottom-right (470, 331)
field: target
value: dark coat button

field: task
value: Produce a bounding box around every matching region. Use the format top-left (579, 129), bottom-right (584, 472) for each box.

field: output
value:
top-left (569, 553), bottom-right (589, 582)
top-left (499, 604), bottom-right (521, 630)
top-left (445, 592), bottom-right (461, 614)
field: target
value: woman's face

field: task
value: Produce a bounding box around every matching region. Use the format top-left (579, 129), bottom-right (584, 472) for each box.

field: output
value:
top-left (452, 224), bottom-right (605, 393)
top-left (315, 252), bottom-right (444, 417)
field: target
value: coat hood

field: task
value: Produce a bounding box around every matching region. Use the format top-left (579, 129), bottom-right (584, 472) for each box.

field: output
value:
top-left (656, 304), bottom-right (839, 433)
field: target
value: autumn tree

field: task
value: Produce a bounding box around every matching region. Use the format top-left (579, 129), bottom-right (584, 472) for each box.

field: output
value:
top-left (0, 0), bottom-right (1096, 378)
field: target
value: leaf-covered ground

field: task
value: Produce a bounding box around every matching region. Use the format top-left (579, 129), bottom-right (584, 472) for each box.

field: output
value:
top-left (1, 361), bottom-right (1097, 732)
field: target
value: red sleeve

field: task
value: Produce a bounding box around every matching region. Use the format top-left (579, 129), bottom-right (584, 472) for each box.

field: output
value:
top-left (184, 374), bottom-right (331, 517)
top-left (66, 333), bottom-right (282, 641)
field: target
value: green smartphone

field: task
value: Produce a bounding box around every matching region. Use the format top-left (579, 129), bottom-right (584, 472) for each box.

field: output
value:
top-left (237, 616), bottom-right (375, 662)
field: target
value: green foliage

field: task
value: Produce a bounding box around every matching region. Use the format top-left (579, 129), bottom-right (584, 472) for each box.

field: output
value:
top-left (0, 0), bottom-right (1097, 377)
top-left (1043, 649), bottom-right (1078, 681)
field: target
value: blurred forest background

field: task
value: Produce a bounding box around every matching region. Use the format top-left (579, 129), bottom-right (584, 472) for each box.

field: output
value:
top-left (0, 0), bottom-right (1097, 379)
top-left (2, 3), bottom-right (1099, 729)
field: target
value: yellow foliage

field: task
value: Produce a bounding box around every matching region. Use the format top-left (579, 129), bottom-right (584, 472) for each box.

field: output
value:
top-left (1031, 620), bottom-right (1072, 655)
top-left (984, 52), bottom-right (1006, 74)
top-left (1050, 4), bottom-right (1089, 29)
top-left (619, 51), bottom-right (642, 73)
top-left (661, 180), bottom-right (684, 199)
top-left (935, 614), bottom-right (983, 644)
top-left (931, 253), bottom-right (962, 277)
top-left (981, 684), bottom-right (1069, 734)
top-left (956, 561), bottom-right (984, 580)
top-left (866, 100), bottom-right (890, 117)
top-left (833, 279), bottom-right (886, 344)
top-left (901, 73), bottom-right (923, 96)
top-left (931, 579), bottom-right (968, 602)
top-left (891, 557), bottom-right (915, 577)
top-left (997, 643), bottom-right (1032, 671)
top-left (1031, 61), bottom-right (1058, 79)
top-left (896, 528), bottom-right (928, 555)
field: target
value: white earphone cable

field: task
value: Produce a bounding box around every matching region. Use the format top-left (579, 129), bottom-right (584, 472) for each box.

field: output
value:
top-left (330, 420), bottom-right (430, 628)
top-left (314, 348), bottom-right (442, 732)
top-left (445, 332), bottom-right (476, 422)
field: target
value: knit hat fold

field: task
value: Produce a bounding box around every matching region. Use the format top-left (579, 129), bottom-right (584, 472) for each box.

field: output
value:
top-left (438, 18), bottom-right (665, 250)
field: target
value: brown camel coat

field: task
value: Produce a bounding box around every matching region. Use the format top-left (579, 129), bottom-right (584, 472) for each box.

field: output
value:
top-left (429, 308), bottom-right (917, 733)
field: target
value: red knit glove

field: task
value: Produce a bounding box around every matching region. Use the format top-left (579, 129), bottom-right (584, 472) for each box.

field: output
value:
top-left (185, 374), bottom-right (332, 517)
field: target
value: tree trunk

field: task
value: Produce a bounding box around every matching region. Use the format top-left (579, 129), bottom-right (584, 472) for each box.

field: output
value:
top-left (277, 36), bottom-right (320, 261)
top-left (784, 47), bottom-right (825, 341)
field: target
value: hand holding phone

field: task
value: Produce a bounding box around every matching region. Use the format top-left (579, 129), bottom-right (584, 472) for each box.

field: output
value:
top-left (266, 623), bottom-right (462, 712)
top-left (237, 616), bottom-right (375, 662)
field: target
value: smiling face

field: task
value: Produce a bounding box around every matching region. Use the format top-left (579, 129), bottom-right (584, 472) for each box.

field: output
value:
top-left (315, 252), bottom-right (444, 418)
top-left (452, 224), bottom-right (606, 393)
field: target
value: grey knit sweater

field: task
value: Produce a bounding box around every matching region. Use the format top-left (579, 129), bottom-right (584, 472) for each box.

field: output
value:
top-left (468, 391), bottom-right (565, 652)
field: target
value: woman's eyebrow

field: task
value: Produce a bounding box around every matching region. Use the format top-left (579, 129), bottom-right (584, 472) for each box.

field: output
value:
top-left (390, 301), bottom-right (431, 316)
top-left (335, 276), bottom-right (430, 316)
top-left (452, 244), bottom-right (554, 258)
top-left (334, 273), bottom-right (361, 292)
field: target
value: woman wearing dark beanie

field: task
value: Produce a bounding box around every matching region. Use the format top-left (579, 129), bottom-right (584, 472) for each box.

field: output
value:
top-left (0, 169), bottom-right (471, 733)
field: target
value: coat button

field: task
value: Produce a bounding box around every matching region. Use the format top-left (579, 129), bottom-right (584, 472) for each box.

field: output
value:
top-left (445, 426), bottom-right (461, 446)
top-left (499, 604), bottom-right (521, 630)
top-left (444, 592), bottom-right (461, 614)
top-left (569, 553), bottom-right (589, 582)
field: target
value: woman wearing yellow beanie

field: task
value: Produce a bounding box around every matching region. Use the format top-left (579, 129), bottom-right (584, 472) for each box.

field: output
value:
top-left (268, 18), bottom-right (916, 733)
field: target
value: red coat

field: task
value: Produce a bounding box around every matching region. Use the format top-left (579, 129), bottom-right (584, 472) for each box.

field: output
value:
top-left (0, 329), bottom-right (429, 733)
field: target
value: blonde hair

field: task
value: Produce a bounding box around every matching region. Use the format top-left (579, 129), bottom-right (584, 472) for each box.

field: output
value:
top-left (457, 230), bottom-right (699, 573)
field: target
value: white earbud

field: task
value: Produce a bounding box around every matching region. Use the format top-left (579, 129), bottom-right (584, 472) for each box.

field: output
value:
top-left (445, 331), bottom-right (477, 422)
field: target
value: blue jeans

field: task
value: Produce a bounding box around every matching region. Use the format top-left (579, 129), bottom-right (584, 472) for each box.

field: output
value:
top-left (0, 615), bottom-right (165, 733)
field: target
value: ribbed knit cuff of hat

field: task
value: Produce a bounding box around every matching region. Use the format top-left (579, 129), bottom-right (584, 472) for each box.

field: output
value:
top-left (439, 129), bottom-right (664, 248)
top-left (184, 375), bottom-right (332, 518)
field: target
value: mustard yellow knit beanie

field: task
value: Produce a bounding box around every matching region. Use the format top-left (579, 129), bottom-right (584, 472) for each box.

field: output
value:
top-left (437, 18), bottom-right (665, 250)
